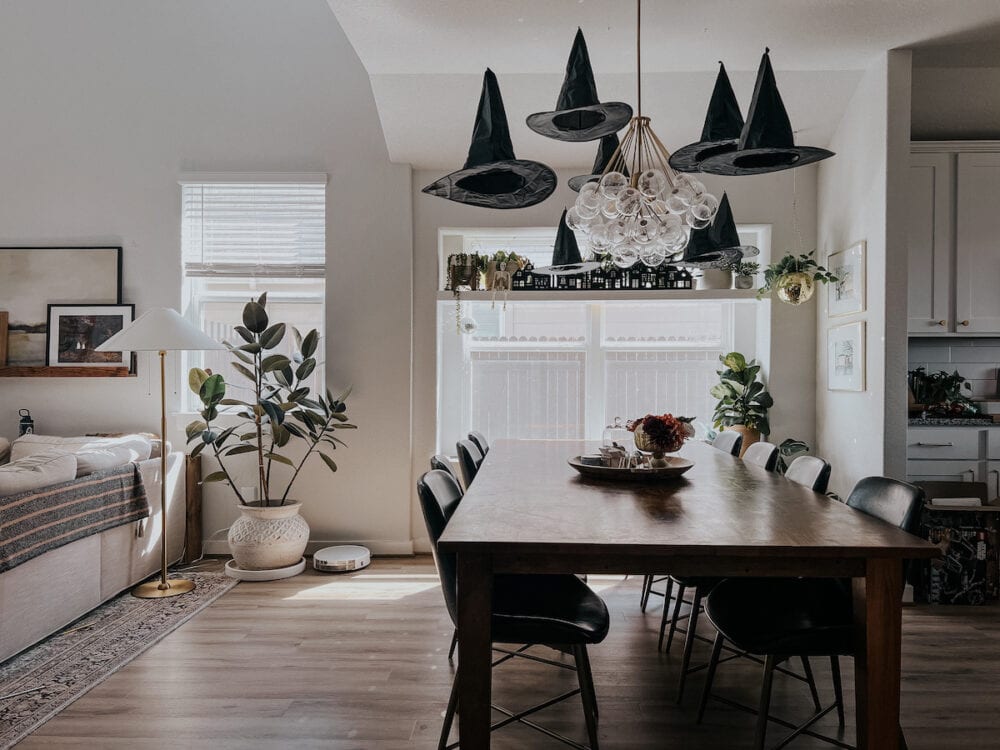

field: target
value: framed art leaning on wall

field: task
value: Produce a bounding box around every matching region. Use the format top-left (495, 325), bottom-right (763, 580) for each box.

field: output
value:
top-left (46, 304), bottom-right (135, 367)
top-left (827, 320), bottom-right (865, 391)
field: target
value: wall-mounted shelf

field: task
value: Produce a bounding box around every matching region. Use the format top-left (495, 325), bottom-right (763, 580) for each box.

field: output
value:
top-left (0, 366), bottom-right (134, 378)
top-left (437, 289), bottom-right (761, 303)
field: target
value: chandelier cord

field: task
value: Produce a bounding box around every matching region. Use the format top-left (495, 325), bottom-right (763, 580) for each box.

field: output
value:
top-left (636, 0), bottom-right (642, 119)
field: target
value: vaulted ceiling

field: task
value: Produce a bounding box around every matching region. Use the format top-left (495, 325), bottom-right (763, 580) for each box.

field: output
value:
top-left (327, 0), bottom-right (1000, 170)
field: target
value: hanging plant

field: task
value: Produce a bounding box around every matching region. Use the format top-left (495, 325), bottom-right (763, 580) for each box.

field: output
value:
top-left (757, 251), bottom-right (837, 305)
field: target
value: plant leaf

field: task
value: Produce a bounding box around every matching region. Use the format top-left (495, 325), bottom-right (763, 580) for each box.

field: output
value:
top-left (260, 323), bottom-right (286, 350)
top-left (318, 452), bottom-right (338, 473)
top-left (234, 325), bottom-right (255, 343)
top-left (295, 359), bottom-right (316, 381)
top-left (232, 362), bottom-right (256, 382)
top-left (199, 373), bottom-right (226, 405)
top-left (261, 354), bottom-right (291, 373)
top-left (242, 300), bottom-right (268, 334)
top-left (301, 329), bottom-right (319, 359)
top-left (224, 445), bottom-right (258, 456)
top-left (264, 452), bottom-right (294, 467)
top-left (201, 471), bottom-right (229, 483)
top-left (188, 368), bottom-right (209, 394)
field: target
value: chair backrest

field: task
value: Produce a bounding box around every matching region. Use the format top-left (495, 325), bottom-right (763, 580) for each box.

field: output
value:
top-left (416, 469), bottom-right (464, 625)
top-left (785, 455), bottom-right (832, 494)
top-left (468, 430), bottom-right (490, 456)
top-left (430, 454), bottom-right (461, 486)
top-left (456, 439), bottom-right (484, 488)
top-left (742, 441), bottom-right (778, 471)
top-left (846, 477), bottom-right (925, 536)
top-left (712, 430), bottom-right (742, 456)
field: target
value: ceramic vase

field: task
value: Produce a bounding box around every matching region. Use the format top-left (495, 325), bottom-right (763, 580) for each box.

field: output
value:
top-left (228, 501), bottom-right (309, 573)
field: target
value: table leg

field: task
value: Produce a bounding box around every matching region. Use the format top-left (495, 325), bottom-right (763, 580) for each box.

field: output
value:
top-left (853, 558), bottom-right (903, 750)
top-left (457, 551), bottom-right (493, 749)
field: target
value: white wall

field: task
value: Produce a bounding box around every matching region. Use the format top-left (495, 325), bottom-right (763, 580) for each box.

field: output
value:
top-left (815, 51), bottom-right (912, 497)
top-left (411, 167), bottom-right (819, 550)
top-left (912, 67), bottom-right (1000, 141)
top-left (0, 0), bottom-right (414, 553)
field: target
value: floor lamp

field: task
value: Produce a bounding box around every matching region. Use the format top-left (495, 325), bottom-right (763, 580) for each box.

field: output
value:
top-left (97, 307), bottom-right (225, 598)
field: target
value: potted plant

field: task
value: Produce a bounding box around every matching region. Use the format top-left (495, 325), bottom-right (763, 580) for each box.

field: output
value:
top-left (757, 251), bottom-right (837, 304)
top-left (907, 366), bottom-right (981, 418)
top-left (446, 252), bottom-right (484, 292)
top-left (710, 351), bottom-right (772, 456)
top-left (725, 259), bottom-right (760, 290)
top-left (627, 413), bottom-right (695, 468)
top-left (186, 293), bottom-right (355, 577)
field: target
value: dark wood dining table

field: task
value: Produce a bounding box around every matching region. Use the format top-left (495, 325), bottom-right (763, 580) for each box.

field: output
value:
top-left (437, 439), bottom-right (941, 749)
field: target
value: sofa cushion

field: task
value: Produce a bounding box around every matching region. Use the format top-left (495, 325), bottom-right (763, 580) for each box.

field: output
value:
top-left (10, 434), bottom-right (152, 476)
top-left (0, 451), bottom-right (78, 495)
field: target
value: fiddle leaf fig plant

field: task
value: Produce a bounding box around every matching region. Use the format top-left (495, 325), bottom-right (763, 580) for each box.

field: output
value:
top-left (185, 293), bottom-right (355, 506)
top-left (709, 351), bottom-right (773, 435)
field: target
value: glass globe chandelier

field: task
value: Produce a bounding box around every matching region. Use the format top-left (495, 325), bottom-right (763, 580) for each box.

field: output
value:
top-left (567, 0), bottom-right (721, 269)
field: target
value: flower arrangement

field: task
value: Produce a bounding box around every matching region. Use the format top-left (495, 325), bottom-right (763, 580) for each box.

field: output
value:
top-left (628, 413), bottom-right (695, 457)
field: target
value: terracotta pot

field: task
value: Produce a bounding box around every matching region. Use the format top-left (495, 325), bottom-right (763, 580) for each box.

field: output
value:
top-left (728, 424), bottom-right (761, 457)
top-left (228, 501), bottom-right (309, 572)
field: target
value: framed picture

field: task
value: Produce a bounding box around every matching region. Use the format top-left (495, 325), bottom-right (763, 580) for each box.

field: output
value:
top-left (0, 247), bottom-right (122, 366)
top-left (827, 240), bottom-right (866, 317)
top-left (45, 304), bottom-right (134, 367)
top-left (827, 321), bottom-right (866, 391)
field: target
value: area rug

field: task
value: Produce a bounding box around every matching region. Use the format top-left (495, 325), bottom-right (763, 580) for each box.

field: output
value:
top-left (0, 571), bottom-right (237, 748)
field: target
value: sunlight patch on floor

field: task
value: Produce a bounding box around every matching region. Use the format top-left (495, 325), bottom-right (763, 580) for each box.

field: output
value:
top-left (282, 572), bottom-right (441, 601)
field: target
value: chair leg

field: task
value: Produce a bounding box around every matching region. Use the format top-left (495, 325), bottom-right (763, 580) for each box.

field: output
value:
top-left (640, 574), bottom-right (652, 611)
top-left (439, 675), bottom-right (459, 750)
top-left (676, 589), bottom-right (703, 704)
top-left (800, 655), bottom-right (822, 712)
top-left (830, 655), bottom-right (845, 726)
top-left (448, 629), bottom-right (458, 662)
top-left (697, 632), bottom-right (725, 723)
top-left (661, 583), bottom-right (687, 652)
top-left (573, 645), bottom-right (600, 750)
top-left (752, 654), bottom-right (778, 750)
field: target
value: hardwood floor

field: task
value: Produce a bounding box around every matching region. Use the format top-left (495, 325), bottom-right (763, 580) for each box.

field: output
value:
top-left (18, 557), bottom-right (1000, 749)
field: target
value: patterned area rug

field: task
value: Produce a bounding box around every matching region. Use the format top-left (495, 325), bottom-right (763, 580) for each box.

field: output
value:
top-left (0, 571), bottom-right (237, 749)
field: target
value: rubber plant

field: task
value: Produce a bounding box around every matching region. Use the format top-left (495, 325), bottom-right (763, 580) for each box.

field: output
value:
top-left (710, 352), bottom-right (773, 436)
top-left (185, 293), bottom-right (354, 506)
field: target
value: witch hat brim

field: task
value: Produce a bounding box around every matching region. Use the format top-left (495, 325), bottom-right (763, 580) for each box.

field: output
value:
top-left (422, 69), bottom-right (557, 209)
top-left (568, 134), bottom-right (628, 192)
top-left (526, 28), bottom-right (633, 142)
top-left (679, 193), bottom-right (759, 268)
top-left (697, 50), bottom-right (833, 176)
top-left (670, 62), bottom-right (745, 173)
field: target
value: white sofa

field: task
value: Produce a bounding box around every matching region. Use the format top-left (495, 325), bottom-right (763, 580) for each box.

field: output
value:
top-left (0, 452), bottom-right (186, 662)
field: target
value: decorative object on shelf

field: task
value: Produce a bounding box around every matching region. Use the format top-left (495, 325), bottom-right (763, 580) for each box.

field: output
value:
top-left (710, 351), bottom-right (772, 456)
top-left (670, 61), bottom-right (744, 173)
top-left (18, 408), bottom-right (34, 436)
top-left (96, 307), bottom-right (225, 599)
top-left (698, 49), bottom-right (835, 176)
top-left (527, 28), bottom-right (632, 142)
top-left (0, 246), bottom-right (122, 366)
top-left (727, 260), bottom-right (761, 289)
top-left (827, 240), bottom-right (866, 317)
top-left (445, 252), bottom-right (485, 291)
top-left (566, 0), bottom-right (721, 269)
top-left (680, 192), bottom-right (759, 269)
top-left (184, 294), bottom-right (356, 578)
top-left (422, 69), bottom-right (557, 209)
top-left (484, 251), bottom-right (526, 291)
top-left (907, 366), bottom-right (980, 417)
top-left (628, 413), bottom-right (695, 468)
top-left (552, 208), bottom-right (583, 266)
top-left (45, 304), bottom-right (134, 368)
top-left (757, 250), bottom-right (838, 304)
top-left (827, 321), bottom-right (866, 391)
top-left (695, 268), bottom-right (733, 291)
top-left (569, 134), bottom-right (626, 192)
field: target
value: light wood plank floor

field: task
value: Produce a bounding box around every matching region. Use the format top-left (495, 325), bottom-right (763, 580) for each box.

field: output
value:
top-left (18, 557), bottom-right (1000, 749)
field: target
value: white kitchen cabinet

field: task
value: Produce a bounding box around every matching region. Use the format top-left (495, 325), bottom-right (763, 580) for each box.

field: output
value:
top-left (907, 153), bottom-right (953, 334)
top-left (956, 152), bottom-right (1000, 333)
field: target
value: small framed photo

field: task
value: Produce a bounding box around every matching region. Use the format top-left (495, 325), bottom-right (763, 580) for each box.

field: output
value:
top-left (827, 321), bottom-right (865, 391)
top-left (827, 240), bottom-right (866, 317)
top-left (45, 304), bottom-right (134, 367)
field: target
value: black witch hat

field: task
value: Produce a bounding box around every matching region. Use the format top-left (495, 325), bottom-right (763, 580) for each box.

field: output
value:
top-left (698, 49), bottom-right (834, 176)
top-left (679, 193), bottom-right (759, 268)
top-left (568, 134), bottom-right (629, 192)
top-left (422, 69), bottom-right (557, 209)
top-left (526, 28), bottom-right (632, 142)
top-left (533, 209), bottom-right (600, 275)
top-left (669, 62), bottom-right (744, 173)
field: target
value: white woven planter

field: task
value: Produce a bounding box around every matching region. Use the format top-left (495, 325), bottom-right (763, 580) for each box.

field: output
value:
top-left (228, 501), bottom-right (309, 572)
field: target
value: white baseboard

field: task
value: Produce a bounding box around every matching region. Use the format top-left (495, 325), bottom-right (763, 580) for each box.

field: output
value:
top-left (202, 538), bottom-right (415, 557)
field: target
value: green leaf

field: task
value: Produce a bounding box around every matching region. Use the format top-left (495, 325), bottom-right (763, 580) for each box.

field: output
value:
top-left (242, 300), bottom-right (268, 334)
top-left (224, 445), bottom-right (259, 456)
top-left (722, 352), bottom-right (746, 371)
top-left (318, 452), bottom-right (338, 473)
top-left (334, 385), bottom-right (353, 403)
top-left (199, 373), bottom-right (226, 405)
top-left (238, 342), bottom-right (262, 354)
top-left (261, 400), bottom-right (285, 425)
top-left (234, 325), bottom-right (255, 343)
top-left (185, 420), bottom-right (207, 441)
top-left (265, 452), bottom-right (294, 467)
top-left (190, 442), bottom-right (206, 457)
top-left (214, 426), bottom-right (237, 446)
top-left (295, 358), bottom-right (316, 381)
top-left (301, 329), bottom-right (319, 359)
top-left (284, 423), bottom-right (306, 439)
top-left (292, 326), bottom-right (303, 350)
top-left (201, 471), bottom-right (228, 484)
top-left (228, 348), bottom-right (254, 364)
top-left (232, 362), bottom-right (256, 382)
top-left (201, 429), bottom-right (216, 444)
top-left (260, 323), bottom-right (286, 350)
top-left (257, 291), bottom-right (267, 306)
top-left (261, 354), bottom-right (291, 373)
top-left (188, 368), bottom-right (209, 394)
top-left (271, 423), bottom-right (291, 447)
top-left (220, 398), bottom-right (251, 406)
top-left (288, 387), bottom-right (309, 402)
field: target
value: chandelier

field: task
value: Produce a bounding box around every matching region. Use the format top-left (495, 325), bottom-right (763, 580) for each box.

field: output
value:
top-left (567, 0), bottom-right (721, 268)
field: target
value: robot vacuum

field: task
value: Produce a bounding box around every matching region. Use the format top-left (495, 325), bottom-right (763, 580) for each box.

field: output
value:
top-left (313, 545), bottom-right (371, 573)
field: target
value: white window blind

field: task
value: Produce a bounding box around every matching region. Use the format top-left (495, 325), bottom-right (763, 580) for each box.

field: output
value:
top-left (181, 180), bottom-right (326, 277)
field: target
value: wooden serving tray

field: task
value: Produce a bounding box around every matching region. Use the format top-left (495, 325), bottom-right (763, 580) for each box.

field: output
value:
top-left (567, 455), bottom-right (694, 482)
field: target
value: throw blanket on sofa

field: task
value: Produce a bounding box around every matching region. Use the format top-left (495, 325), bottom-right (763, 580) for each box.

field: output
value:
top-left (0, 464), bottom-right (150, 573)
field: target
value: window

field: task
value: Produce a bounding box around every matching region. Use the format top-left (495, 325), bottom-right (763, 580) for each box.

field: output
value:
top-left (181, 177), bottom-right (326, 408)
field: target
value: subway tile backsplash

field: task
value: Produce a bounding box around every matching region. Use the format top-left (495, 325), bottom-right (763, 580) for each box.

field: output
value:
top-left (908, 338), bottom-right (1000, 399)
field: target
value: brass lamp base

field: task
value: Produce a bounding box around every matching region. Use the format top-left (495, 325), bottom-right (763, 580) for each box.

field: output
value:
top-left (131, 578), bottom-right (196, 599)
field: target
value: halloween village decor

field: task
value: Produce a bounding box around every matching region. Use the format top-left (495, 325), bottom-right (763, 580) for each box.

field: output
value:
top-left (527, 28), bottom-right (633, 142)
top-left (422, 69), bottom-right (557, 209)
top-left (698, 49), bottom-right (834, 176)
top-left (669, 62), bottom-right (744, 173)
top-left (568, 134), bottom-right (627, 192)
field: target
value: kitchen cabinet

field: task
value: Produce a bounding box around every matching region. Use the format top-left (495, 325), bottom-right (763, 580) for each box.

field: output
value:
top-left (907, 153), bottom-right (953, 334)
top-left (906, 426), bottom-right (1000, 500)
top-left (956, 153), bottom-right (1000, 333)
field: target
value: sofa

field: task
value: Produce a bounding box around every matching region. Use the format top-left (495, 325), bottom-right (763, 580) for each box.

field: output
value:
top-left (0, 435), bottom-right (186, 662)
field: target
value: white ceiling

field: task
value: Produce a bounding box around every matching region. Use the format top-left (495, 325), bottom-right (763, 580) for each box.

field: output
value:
top-left (327, 0), bottom-right (1000, 169)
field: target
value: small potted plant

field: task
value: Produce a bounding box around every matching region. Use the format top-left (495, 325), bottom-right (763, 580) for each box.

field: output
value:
top-left (908, 367), bottom-right (981, 418)
top-left (186, 293), bottom-right (355, 578)
top-left (710, 352), bottom-right (772, 455)
top-left (757, 251), bottom-right (837, 304)
top-left (726, 259), bottom-right (760, 290)
top-left (627, 413), bottom-right (695, 468)
top-left (446, 252), bottom-right (484, 292)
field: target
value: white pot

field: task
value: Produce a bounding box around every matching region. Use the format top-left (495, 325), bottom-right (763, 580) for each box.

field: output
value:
top-left (696, 268), bottom-right (734, 290)
top-left (228, 501), bottom-right (309, 572)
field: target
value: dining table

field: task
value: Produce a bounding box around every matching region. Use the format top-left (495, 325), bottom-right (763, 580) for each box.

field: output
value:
top-left (437, 438), bottom-right (941, 749)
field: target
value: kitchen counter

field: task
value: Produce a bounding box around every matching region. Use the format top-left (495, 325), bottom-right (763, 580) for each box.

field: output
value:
top-left (909, 417), bottom-right (999, 427)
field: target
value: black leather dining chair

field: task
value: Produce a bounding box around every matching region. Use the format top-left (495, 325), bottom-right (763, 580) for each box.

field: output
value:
top-left (468, 430), bottom-right (490, 456)
top-left (418, 470), bottom-right (609, 750)
top-left (456, 439), bottom-right (484, 488)
top-left (785, 455), bottom-right (832, 494)
top-left (698, 477), bottom-right (925, 750)
top-left (712, 430), bottom-right (743, 456)
top-left (742, 441), bottom-right (779, 471)
top-left (430, 454), bottom-right (461, 488)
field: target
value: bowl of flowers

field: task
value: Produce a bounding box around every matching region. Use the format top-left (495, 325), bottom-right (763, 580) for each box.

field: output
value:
top-left (628, 414), bottom-right (695, 468)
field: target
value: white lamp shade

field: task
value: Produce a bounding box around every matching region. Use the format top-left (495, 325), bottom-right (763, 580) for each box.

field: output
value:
top-left (96, 307), bottom-right (226, 352)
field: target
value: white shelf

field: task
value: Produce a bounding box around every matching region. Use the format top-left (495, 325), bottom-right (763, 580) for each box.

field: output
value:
top-left (436, 289), bottom-right (761, 302)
